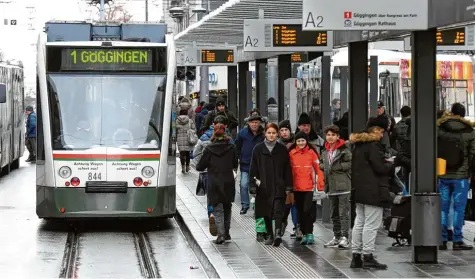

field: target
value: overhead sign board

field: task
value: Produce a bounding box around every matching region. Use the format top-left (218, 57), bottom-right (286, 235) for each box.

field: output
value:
top-left (177, 47), bottom-right (237, 66)
top-left (404, 26), bottom-right (474, 51)
top-left (243, 19), bottom-right (334, 52)
top-left (302, 0), bottom-right (428, 31)
top-left (291, 53), bottom-right (308, 63)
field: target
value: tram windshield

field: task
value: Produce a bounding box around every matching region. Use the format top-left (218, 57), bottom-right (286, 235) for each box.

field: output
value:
top-left (47, 74), bottom-right (166, 150)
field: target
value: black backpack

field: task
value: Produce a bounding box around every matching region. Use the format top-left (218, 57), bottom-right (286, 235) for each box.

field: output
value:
top-left (438, 132), bottom-right (465, 170)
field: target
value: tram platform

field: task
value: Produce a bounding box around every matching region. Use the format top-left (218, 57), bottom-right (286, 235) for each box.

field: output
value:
top-left (176, 161), bottom-right (475, 278)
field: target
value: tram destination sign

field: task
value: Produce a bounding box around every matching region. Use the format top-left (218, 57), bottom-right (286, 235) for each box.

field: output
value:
top-left (59, 48), bottom-right (154, 71)
top-left (201, 49), bottom-right (234, 64)
top-left (404, 26), bottom-right (474, 51)
top-left (243, 19), bottom-right (333, 52)
top-left (178, 47), bottom-right (237, 66)
top-left (302, 0), bottom-right (429, 31)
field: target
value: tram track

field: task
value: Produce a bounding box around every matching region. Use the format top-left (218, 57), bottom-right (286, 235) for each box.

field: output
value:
top-left (59, 230), bottom-right (160, 279)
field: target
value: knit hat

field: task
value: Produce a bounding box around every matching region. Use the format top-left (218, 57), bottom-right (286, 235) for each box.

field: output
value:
top-left (215, 97), bottom-right (226, 106)
top-left (297, 113), bottom-right (311, 126)
top-left (278, 120), bottom-right (291, 131)
top-left (366, 116), bottom-right (388, 130)
top-left (213, 115), bottom-right (228, 125)
top-left (377, 101), bottom-right (385, 108)
top-left (294, 131), bottom-right (309, 142)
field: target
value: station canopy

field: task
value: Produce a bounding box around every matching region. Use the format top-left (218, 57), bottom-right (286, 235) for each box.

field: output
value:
top-left (174, 0), bottom-right (303, 61)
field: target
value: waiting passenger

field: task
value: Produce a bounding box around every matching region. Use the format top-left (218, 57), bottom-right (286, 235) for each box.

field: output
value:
top-left (321, 125), bottom-right (352, 249)
top-left (249, 123), bottom-right (293, 246)
top-left (176, 109), bottom-right (195, 173)
top-left (196, 123), bottom-right (238, 244)
top-left (289, 131), bottom-right (324, 245)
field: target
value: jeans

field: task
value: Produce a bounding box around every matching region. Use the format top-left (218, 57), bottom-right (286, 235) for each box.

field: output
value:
top-left (329, 194), bottom-right (350, 238)
top-left (240, 171), bottom-right (250, 209)
top-left (438, 178), bottom-right (470, 242)
top-left (351, 203), bottom-right (383, 254)
top-left (448, 197), bottom-right (454, 230)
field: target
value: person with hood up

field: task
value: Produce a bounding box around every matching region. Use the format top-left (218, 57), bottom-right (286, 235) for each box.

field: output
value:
top-left (193, 115), bottom-right (234, 236)
top-left (196, 103), bottom-right (214, 133)
top-left (196, 123), bottom-right (238, 244)
top-left (349, 116), bottom-right (393, 270)
top-left (289, 131), bottom-right (325, 245)
top-left (277, 119), bottom-right (297, 236)
top-left (437, 102), bottom-right (474, 251)
top-left (320, 124), bottom-right (352, 249)
top-left (201, 97), bottom-right (238, 134)
top-left (176, 109), bottom-right (196, 173)
top-left (178, 96), bottom-right (195, 119)
top-left (249, 123), bottom-right (293, 246)
top-left (235, 114), bottom-right (265, 215)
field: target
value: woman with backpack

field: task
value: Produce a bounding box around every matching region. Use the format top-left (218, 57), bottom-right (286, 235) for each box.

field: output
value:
top-left (176, 109), bottom-right (195, 173)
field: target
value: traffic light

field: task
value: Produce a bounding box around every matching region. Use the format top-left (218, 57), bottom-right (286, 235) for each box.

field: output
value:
top-left (186, 66), bottom-right (196, 81)
top-left (176, 66), bottom-right (186, 81)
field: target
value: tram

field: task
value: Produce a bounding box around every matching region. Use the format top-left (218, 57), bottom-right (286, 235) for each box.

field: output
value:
top-left (0, 58), bottom-right (25, 176)
top-left (36, 21), bottom-right (177, 219)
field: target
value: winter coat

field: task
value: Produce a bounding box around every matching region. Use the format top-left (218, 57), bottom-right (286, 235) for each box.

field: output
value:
top-left (320, 139), bottom-right (352, 195)
top-left (177, 97), bottom-right (194, 119)
top-left (249, 141), bottom-right (293, 219)
top-left (196, 139), bottom-right (238, 206)
top-left (26, 112), bottom-right (36, 138)
top-left (437, 115), bottom-right (475, 179)
top-left (349, 130), bottom-right (393, 208)
top-left (289, 145), bottom-right (325, 192)
top-left (195, 108), bottom-right (208, 132)
top-left (193, 125), bottom-right (234, 168)
top-left (235, 126), bottom-right (265, 172)
top-left (395, 117), bottom-right (411, 170)
top-left (176, 115), bottom-right (195, 152)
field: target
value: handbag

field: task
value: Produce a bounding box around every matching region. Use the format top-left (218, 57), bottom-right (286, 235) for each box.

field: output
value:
top-left (195, 173), bottom-right (207, 196)
top-left (187, 121), bottom-right (198, 145)
top-left (255, 217), bottom-right (267, 233)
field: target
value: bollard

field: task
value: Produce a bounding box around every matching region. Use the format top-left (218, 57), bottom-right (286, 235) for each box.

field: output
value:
top-left (411, 193), bottom-right (441, 263)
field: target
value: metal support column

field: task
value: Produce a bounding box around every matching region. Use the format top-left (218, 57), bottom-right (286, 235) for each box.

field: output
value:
top-left (278, 55), bottom-right (292, 121)
top-left (369, 56), bottom-right (379, 117)
top-left (238, 62), bottom-right (249, 127)
top-left (246, 71), bottom-right (253, 117)
top-left (321, 55), bottom-right (332, 128)
top-left (255, 59), bottom-right (268, 116)
top-left (348, 41), bottom-right (368, 230)
top-left (348, 41), bottom-right (369, 133)
top-left (410, 28), bottom-right (440, 264)
top-left (200, 66), bottom-right (209, 103)
top-left (340, 66), bottom-right (348, 113)
top-left (227, 65), bottom-right (238, 116)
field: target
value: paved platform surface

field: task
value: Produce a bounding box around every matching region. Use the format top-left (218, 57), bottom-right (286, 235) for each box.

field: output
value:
top-left (177, 161), bottom-right (475, 278)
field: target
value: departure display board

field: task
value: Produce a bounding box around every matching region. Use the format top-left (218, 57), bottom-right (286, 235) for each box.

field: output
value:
top-left (273, 24), bottom-right (328, 47)
top-left (291, 53), bottom-right (308, 63)
top-left (436, 28), bottom-right (466, 46)
top-left (59, 48), bottom-right (153, 71)
top-left (200, 49), bottom-right (234, 64)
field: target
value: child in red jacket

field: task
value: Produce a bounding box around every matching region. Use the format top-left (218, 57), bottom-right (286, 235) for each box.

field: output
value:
top-left (289, 131), bottom-right (325, 245)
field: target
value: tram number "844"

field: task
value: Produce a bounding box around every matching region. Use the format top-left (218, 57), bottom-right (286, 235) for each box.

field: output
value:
top-left (88, 172), bottom-right (102, 180)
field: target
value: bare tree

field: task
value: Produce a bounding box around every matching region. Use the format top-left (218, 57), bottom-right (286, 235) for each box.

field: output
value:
top-left (85, 0), bottom-right (133, 22)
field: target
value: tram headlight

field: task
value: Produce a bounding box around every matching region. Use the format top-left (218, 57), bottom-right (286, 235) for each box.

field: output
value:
top-left (141, 166), bottom-right (155, 178)
top-left (58, 166), bottom-right (72, 179)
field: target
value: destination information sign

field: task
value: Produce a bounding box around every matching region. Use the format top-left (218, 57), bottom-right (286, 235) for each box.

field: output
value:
top-left (200, 49), bottom-right (234, 64)
top-left (59, 48), bottom-right (154, 71)
top-left (291, 53), bottom-right (308, 63)
top-left (243, 19), bottom-right (333, 52)
top-left (404, 26), bottom-right (474, 51)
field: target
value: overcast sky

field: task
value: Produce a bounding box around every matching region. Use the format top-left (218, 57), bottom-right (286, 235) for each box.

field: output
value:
top-left (0, 0), bottom-right (163, 91)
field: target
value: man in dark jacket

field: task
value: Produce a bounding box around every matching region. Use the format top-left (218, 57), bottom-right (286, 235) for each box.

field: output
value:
top-left (201, 97), bottom-right (238, 134)
top-left (235, 114), bottom-right (265, 214)
top-left (393, 106), bottom-right (411, 188)
top-left (25, 106), bottom-right (37, 162)
top-left (349, 116), bottom-right (392, 270)
top-left (437, 103), bottom-right (474, 250)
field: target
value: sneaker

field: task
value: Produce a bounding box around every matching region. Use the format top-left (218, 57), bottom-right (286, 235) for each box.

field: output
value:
top-left (306, 234), bottom-right (315, 245)
top-left (209, 214), bottom-right (217, 236)
top-left (324, 237), bottom-right (340, 248)
top-left (453, 241), bottom-right (473, 250)
top-left (300, 234), bottom-right (308, 245)
top-left (338, 236), bottom-right (350, 249)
